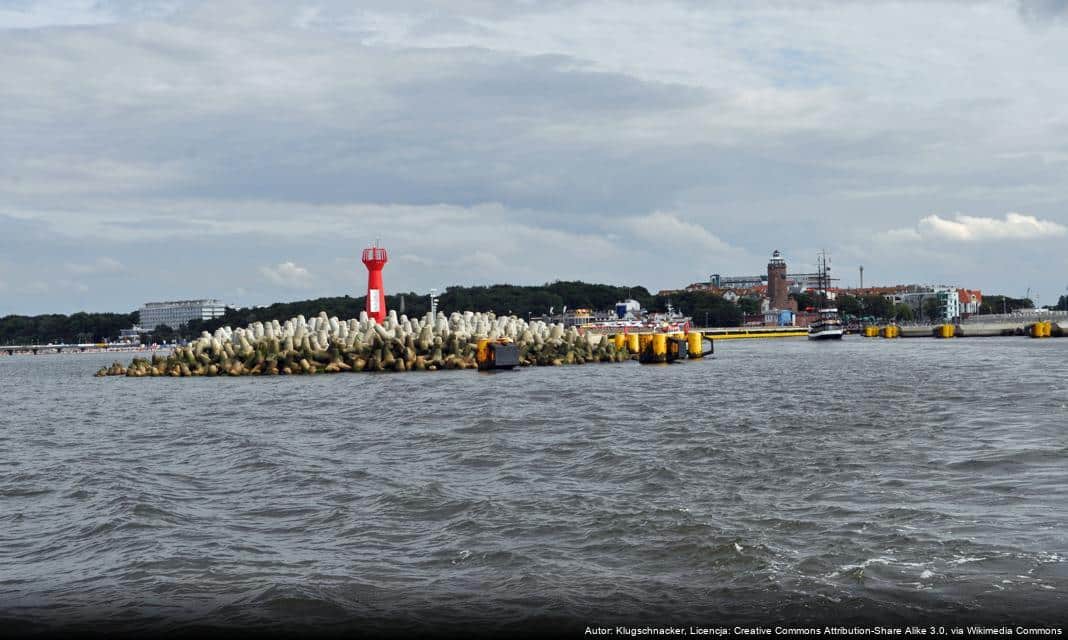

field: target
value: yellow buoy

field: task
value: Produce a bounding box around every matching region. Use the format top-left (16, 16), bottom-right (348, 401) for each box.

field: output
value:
top-left (613, 333), bottom-right (626, 350)
top-left (627, 333), bottom-right (641, 354)
top-left (864, 326), bottom-right (879, 338)
top-left (687, 332), bottom-right (704, 358)
top-left (936, 324), bottom-right (955, 339)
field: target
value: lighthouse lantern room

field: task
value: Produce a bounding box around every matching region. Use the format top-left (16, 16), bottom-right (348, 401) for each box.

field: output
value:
top-left (362, 243), bottom-right (388, 324)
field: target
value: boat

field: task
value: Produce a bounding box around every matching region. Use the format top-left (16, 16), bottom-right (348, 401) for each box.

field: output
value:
top-left (808, 251), bottom-right (844, 340)
top-left (580, 302), bottom-right (692, 334)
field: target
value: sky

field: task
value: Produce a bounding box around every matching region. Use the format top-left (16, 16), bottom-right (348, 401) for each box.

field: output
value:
top-left (2, 0), bottom-right (1068, 314)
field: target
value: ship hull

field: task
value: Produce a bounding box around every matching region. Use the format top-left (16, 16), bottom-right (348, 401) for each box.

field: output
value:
top-left (808, 327), bottom-right (845, 340)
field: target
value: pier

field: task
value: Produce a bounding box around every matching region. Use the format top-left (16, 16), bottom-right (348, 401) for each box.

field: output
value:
top-left (862, 313), bottom-right (1066, 339)
top-left (0, 343), bottom-right (149, 356)
top-left (699, 326), bottom-right (808, 340)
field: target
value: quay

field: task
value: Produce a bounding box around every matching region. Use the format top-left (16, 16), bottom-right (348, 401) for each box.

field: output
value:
top-left (699, 326), bottom-right (808, 340)
top-left (0, 343), bottom-right (154, 356)
top-left (861, 319), bottom-right (1065, 339)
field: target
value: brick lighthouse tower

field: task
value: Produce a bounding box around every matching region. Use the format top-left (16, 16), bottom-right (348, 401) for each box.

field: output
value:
top-left (362, 243), bottom-right (388, 323)
top-left (767, 249), bottom-right (788, 310)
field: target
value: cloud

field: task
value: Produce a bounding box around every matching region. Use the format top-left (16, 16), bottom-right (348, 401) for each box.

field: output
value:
top-left (56, 279), bottom-right (91, 293)
top-left (396, 253), bottom-right (435, 267)
top-left (64, 256), bottom-right (125, 275)
top-left (882, 212), bottom-right (1067, 243)
top-left (1018, 0), bottom-right (1068, 21)
top-left (259, 261), bottom-right (313, 288)
top-left (618, 211), bottom-right (741, 255)
top-left (3, 1), bottom-right (1068, 313)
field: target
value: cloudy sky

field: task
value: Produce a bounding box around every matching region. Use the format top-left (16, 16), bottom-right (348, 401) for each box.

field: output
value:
top-left (3, 0), bottom-right (1068, 314)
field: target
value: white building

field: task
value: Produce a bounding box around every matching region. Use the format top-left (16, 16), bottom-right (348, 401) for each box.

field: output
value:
top-left (139, 299), bottom-right (226, 330)
top-left (886, 288), bottom-right (960, 322)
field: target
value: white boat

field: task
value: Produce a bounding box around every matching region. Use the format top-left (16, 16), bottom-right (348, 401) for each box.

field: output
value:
top-left (808, 307), bottom-right (844, 340)
top-left (808, 251), bottom-right (844, 341)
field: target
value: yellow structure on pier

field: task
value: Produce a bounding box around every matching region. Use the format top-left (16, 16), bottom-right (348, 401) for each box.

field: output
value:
top-left (935, 324), bottom-right (956, 338)
top-left (1028, 320), bottom-right (1053, 338)
top-left (687, 332), bottom-right (705, 358)
top-left (639, 334), bottom-right (669, 363)
top-left (881, 325), bottom-right (900, 339)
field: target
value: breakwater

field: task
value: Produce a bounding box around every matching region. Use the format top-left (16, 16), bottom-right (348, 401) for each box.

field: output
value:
top-left (94, 310), bottom-right (631, 377)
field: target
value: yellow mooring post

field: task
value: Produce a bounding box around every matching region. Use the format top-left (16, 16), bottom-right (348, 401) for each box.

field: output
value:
top-left (627, 333), bottom-right (641, 354)
top-left (613, 333), bottom-right (626, 350)
top-left (881, 325), bottom-right (899, 339)
top-left (1029, 321), bottom-right (1051, 338)
top-left (936, 324), bottom-right (955, 339)
top-left (687, 332), bottom-right (704, 358)
top-left (639, 333), bottom-right (668, 363)
top-left (864, 326), bottom-right (879, 337)
top-left (476, 338), bottom-right (492, 365)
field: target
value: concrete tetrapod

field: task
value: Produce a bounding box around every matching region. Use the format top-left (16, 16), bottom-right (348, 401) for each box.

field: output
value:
top-left (95, 311), bottom-right (633, 377)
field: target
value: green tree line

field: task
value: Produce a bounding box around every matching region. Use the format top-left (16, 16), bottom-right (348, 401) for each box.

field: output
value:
top-left (980, 295), bottom-right (1034, 314)
top-left (162, 282), bottom-right (662, 341)
top-left (0, 312), bottom-right (138, 345)
top-left (4, 284), bottom-right (1045, 345)
top-left (149, 282), bottom-right (746, 339)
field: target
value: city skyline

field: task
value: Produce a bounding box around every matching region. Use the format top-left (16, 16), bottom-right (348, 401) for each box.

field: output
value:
top-left (3, 1), bottom-right (1068, 314)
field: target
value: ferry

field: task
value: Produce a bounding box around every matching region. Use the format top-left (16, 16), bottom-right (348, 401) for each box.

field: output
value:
top-left (808, 251), bottom-right (844, 340)
top-left (808, 307), bottom-right (845, 340)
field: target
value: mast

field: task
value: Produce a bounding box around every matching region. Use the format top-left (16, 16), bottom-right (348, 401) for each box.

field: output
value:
top-left (817, 250), bottom-right (826, 310)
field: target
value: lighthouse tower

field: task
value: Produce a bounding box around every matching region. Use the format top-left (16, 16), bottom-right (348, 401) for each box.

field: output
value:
top-left (362, 243), bottom-right (388, 323)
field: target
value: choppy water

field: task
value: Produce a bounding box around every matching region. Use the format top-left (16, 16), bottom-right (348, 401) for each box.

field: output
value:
top-left (2, 338), bottom-right (1067, 635)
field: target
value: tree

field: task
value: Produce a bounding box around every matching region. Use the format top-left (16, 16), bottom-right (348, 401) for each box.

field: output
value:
top-left (140, 324), bottom-right (180, 345)
top-left (791, 292), bottom-right (816, 311)
top-left (836, 295), bottom-right (862, 318)
top-left (923, 298), bottom-right (943, 323)
top-left (738, 297), bottom-right (762, 316)
top-left (892, 303), bottom-right (914, 322)
top-left (0, 311), bottom-right (138, 344)
top-left (1057, 295), bottom-right (1068, 312)
top-left (980, 295), bottom-right (1033, 315)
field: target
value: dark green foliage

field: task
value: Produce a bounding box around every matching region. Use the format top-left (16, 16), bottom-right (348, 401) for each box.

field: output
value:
top-left (438, 281), bottom-right (655, 317)
top-left (791, 292), bottom-right (817, 311)
top-left (836, 295), bottom-right (861, 318)
top-left (0, 311), bottom-right (138, 345)
top-left (737, 297), bottom-right (762, 316)
top-left (980, 295), bottom-right (1034, 314)
top-left (158, 282), bottom-right (658, 337)
top-left (922, 298), bottom-right (943, 322)
top-left (892, 304), bottom-right (914, 322)
top-left (835, 294), bottom-right (894, 321)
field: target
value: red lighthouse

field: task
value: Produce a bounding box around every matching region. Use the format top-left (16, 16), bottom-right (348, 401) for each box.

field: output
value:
top-left (362, 243), bottom-right (388, 323)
